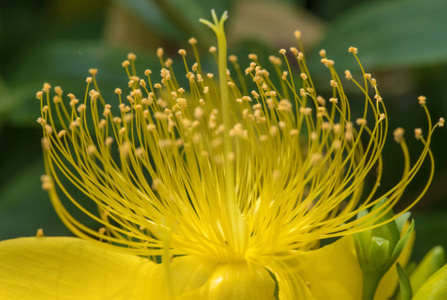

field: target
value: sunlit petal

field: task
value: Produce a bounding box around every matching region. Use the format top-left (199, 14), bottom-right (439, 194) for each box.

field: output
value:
top-left (0, 237), bottom-right (161, 299)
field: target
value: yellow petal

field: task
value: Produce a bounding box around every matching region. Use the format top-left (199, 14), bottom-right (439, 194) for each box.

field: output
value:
top-left (169, 255), bottom-right (220, 296)
top-left (0, 237), bottom-right (161, 299)
top-left (413, 263), bottom-right (447, 300)
top-left (175, 258), bottom-right (276, 300)
top-left (294, 235), bottom-right (362, 300)
top-left (266, 259), bottom-right (314, 300)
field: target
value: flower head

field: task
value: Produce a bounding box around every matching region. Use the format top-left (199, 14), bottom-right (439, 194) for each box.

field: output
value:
top-left (35, 10), bottom-right (442, 298)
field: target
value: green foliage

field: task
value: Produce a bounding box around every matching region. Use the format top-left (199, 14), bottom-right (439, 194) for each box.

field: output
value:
top-left (313, 0), bottom-right (447, 70)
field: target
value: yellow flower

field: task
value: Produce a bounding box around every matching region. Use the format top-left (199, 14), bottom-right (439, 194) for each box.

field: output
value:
top-left (0, 10), bottom-right (443, 299)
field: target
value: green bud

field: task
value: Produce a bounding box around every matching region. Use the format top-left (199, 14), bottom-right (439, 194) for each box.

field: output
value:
top-left (354, 199), bottom-right (414, 300)
top-left (367, 237), bottom-right (390, 269)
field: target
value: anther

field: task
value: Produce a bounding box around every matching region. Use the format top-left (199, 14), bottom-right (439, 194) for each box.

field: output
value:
top-left (248, 54), bottom-right (258, 60)
top-left (70, 98), bottom-right (79, 106)
top-left (278, 99), bottom-right (292, 112)
top-left (321, 122), bottom-right (332, 131)
top-left (54, 86), bottom-right (63, 95)
top-left (329, 98), bottom-right (338, 104)
top-left (36, 91), bottom-right (43, 100)
top-left (36, 228), bottom-right (44, 237)
top-left (348, 47), bottom-right (358, 54)
top-left (418, 95), bottom-right (427, 105)
top-left (77, 104), bottom-right (86, 113)
top-left (120, 141), bottom-right (132, 155)
top-left (259, 135), bottom-right (268, 142)
top-left (41, 137), bottom-right (50, 150)
top-left (311, 153), bottom-right (323, 165)
top-left (89, 90), bottom-right (100, 101)
top-left (176, 98), bottom-right (187, 109)
top-left (42, 83), bottom-right (51, 93)
top-left (331, 140), bottom-right (341, 149)
top-left (319, 49), bottom-right (326, 58)
top-left (188, 37), bottom-right (197, 45)
top-left (87, 145), bottom-right (96, 156)
top-left (414, 128), bottom-right (423, 140)
top-left (44, 124), bottom-right (53, 134)
top-left (289, 129), bottom-right (299, 136)
top-left (135, 147), bottom-right (144, 157)
top-left (345, 70), bottom-right (352, 80)
top-left (165, 59), bottom-right (173, 68)
top-left (356, 118), bottom-right (367, 126)
top-left (105, 137), bottom-right (114, 146)
top-left (57, 130), bottom-right (66, 138)
top-left (40, 175), bottom-right (53, 190)
top-left (317, 96), bottom-right (326, 105)
top-left (393, 127), bottom-right (405, 143)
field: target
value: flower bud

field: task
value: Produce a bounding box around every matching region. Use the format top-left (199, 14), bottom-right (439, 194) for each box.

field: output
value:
top-left (354, 199), bottom-right (414, 299)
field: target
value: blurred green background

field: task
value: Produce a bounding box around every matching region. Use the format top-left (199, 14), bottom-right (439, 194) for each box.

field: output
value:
top-left (0, 0), bottom-right (446, 262)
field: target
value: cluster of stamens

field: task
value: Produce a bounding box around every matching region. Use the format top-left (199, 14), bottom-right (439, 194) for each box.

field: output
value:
top-left (36, 27), bottom-right (442, 265)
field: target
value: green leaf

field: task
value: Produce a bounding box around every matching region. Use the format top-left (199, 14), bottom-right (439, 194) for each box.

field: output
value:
top-left (3, 40), bottom-right (159, 126)
top-left (396, 263), bottom-right (413, 300)
top-left (0, 158), bottom-right (69, 240)
top-left (395, 212), bottom-right (411, 233)
top-left (390, 220), bottom-right (415, 265)
top-left (315, 0), bottom-right (447, 70)
top-left (0, 154), bottom-right (98, 240)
